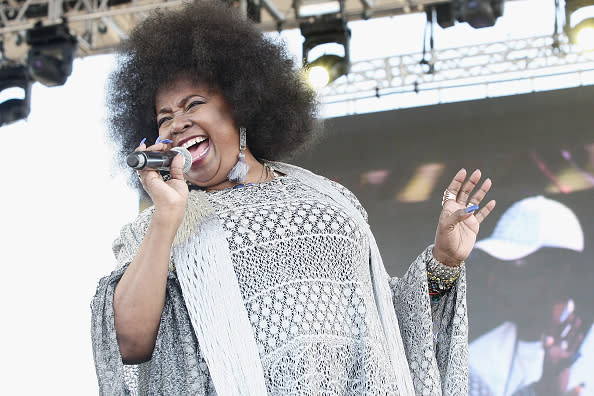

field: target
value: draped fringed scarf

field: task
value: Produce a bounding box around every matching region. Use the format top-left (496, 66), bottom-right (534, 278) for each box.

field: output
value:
top-left (169, 163), bottom-right (415, 396)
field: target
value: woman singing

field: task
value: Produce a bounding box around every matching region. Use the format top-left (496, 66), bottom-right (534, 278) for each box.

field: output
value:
top-left (91, 1), bottom-right (496, 394)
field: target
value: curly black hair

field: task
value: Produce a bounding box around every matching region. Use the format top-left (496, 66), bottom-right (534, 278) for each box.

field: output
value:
top-left (106, 0), bottom-right (319, 189)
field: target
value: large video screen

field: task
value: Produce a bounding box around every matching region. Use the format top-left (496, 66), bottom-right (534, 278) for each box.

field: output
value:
top-left (295, 86), bottom-right (594, 396)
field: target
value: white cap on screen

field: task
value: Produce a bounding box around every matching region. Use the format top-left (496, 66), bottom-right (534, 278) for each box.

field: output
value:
top-left (475, 195), bottom-right (584, 261)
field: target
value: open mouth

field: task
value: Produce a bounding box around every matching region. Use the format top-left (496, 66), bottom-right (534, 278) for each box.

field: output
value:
top-left (180, 136), bottom-right (210, 163)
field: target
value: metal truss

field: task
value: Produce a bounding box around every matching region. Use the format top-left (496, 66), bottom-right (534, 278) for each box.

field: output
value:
top-left (1, 0), bottom-right (582, 111)
top-left (0, 0), bottom-right (456, 62)
top-left (318, 33), bottom-right (594, 106)
top-left (0, 0), bottom-right (187, 62)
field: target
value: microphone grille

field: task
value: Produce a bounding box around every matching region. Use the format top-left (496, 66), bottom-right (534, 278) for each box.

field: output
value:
top-left (171, 146), bottom-right (193, 174)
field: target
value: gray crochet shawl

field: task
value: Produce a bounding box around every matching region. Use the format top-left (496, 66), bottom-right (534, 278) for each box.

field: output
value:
top-left (91, 163), bottom-right (469, 395)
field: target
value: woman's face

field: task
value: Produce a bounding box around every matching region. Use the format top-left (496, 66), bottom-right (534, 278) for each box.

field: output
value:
top-left (155, 77), bottom-right (240, 189)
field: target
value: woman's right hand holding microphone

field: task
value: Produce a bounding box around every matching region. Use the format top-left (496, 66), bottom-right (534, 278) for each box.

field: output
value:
top-left (135, 137), bottom-right (189, 228)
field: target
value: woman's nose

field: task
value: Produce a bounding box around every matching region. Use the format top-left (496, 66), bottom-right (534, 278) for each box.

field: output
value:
top-left (170, 113), bottom-right (191, 134)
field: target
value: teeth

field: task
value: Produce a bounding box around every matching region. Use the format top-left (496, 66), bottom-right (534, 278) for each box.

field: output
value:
top-left (181, 136), bottom-right (207, 149)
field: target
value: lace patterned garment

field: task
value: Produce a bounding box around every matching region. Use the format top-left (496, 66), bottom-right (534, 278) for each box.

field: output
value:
top-left (91, 172), bottom-right (469, 395)
top-left (211, 175), bottom-right (402, 394)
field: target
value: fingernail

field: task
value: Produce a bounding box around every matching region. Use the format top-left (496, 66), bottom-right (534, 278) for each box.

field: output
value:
top-left (160, 139), bottom-right (173, 144)
top-left (155, 136), bottom-right (162, 144)
top-left (139, 137), bottom-right (146, 146)
top-left (465, 204), bottom-right (479, 213)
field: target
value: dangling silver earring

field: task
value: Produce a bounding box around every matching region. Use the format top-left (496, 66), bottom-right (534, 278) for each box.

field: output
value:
top-left (227, 127), bottom-right (249, 183)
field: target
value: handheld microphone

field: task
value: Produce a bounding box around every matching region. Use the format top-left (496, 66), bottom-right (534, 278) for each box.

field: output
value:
top-left (126, 146), bottom-right (193, 174)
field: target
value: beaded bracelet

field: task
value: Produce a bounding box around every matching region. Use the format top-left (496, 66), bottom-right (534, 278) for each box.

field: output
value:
top-left (426, 253), bottom-right (463, 303)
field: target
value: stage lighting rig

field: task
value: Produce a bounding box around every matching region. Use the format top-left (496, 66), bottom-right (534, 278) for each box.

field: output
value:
top-left (25, 21), bottom-right (77, 87)
top-left (300, 15), bottom-right (351, 89)
top-left (0, 64), bottom-right (32, 127)
top-left (565, 0), bottom-right (594, 50)
top-left (434, 0), bottom-right (505, 29)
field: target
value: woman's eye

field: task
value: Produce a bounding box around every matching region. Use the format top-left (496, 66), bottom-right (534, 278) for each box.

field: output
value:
top-left (186, 100), bottom-right (204, 111)
top-left (157, 117), bottom-right (171, 128)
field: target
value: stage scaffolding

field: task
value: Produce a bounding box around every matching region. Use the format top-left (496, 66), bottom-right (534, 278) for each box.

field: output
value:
top-left (2, 0), bottom-right (593, 115)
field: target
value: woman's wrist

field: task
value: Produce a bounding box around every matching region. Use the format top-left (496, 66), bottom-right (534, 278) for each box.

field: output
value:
top-left (427, 245), bottom-right (463, 301)
top-left (151, 207), bottom-right (185, 233)
top-left (432, 246), bottom-right (464, 268)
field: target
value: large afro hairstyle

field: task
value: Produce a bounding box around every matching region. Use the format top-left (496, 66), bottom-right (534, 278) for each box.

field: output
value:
top-left (106, 0), bottom-right (319, 190)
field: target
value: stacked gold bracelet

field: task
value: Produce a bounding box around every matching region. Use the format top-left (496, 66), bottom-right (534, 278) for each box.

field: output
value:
top-left (426, 253), bottom-right (463, 303)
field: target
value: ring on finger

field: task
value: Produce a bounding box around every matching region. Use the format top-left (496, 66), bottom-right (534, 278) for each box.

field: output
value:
top-left (441, 189), bottom-right (457, 207)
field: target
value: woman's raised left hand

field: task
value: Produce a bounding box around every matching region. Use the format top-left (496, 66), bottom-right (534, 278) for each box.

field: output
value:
top-left (433, 168), bottom-right (496, 267)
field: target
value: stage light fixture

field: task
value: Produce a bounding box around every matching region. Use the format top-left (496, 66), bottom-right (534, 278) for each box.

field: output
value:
top-left (300, 16), bottom-right (351, 88)
top-left (565, 1), bottom-right (594, 50)
top-left (0, 64), bottom-right (32, 127)
top-left (25, 21), bottom-right (77, 87)
top-left (306, 54), bottom-right (348, 89)
top-left (435, 0), bottom-right (505, 29)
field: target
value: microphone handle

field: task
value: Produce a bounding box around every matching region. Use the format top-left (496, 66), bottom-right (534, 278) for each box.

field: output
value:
top-left (127, 151), bottom-right (179, 171)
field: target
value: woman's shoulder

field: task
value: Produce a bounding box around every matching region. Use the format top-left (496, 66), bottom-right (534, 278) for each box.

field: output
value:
top-left (122, 205), bottom-right (155, 237)
top-left (272, 161), bottom-right (368, 222)
top-left (319, 176), bottom-right (368, 222)
top-left (111, 206), bottom-right (155, 267)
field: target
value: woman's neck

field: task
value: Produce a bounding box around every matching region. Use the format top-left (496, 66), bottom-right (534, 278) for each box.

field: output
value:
top-left (206, 162), bottom-right (276, 191)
